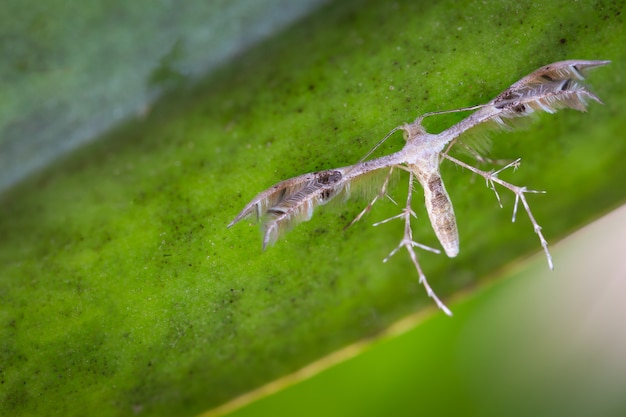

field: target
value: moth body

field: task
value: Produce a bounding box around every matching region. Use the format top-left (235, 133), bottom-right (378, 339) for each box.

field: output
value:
top-left (228, 59), bottom-right (609, 315)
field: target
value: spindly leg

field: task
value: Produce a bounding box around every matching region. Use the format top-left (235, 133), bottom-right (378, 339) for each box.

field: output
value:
top-left (373, 171), bottom-right (452, 316)
top-left (346, 167), bottom-right (396, 229)
top-left (444, 154), bottom-right (553, 269)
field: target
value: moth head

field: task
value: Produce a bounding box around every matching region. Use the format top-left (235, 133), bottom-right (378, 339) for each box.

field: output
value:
top-left (401, 121), bottom-right (427, 140)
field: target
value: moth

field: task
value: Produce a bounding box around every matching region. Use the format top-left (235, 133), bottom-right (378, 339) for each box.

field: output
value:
top-left (229, 60), bottom-right (609, 315)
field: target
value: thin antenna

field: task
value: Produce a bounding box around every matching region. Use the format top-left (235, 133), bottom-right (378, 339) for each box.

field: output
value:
top-left (359, 104), bottom-right (487, 164)
top-left (357, 126), bottom-right (402, 163)
top-left (415, 104), bottom-right (486, 125)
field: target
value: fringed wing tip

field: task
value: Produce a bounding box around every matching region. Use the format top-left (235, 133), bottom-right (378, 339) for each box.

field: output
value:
top-left (227, 207), bottom-right (252, 229)
top-left (567, 59), bottom-right (611, 73)
top-left (509, 59), bottom-right (610, 92)
top-left (559, 59), bottom-right (610, 70)
top-left (227, 202), bottom-right (255, 228)
top-left (261, 224), bottom-right (277, 251)
top-left (228, 203), bottom-right (277, 250)
top-left (593, 59), bottom-right (611, 67)
top-left (565, 60), bottom-right (611, 86)
top-left (588, 91), bottom-right (604, 106)
top-left (228, 206), bottom-right (277, 250)
top-left (226, 217), bottom-right (239, 229)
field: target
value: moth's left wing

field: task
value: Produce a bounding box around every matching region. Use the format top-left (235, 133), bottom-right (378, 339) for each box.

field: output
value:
top-left (229, 156), bottom-right (399, 249)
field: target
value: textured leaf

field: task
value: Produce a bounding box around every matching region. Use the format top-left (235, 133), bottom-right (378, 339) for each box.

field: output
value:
top-left (1, 1), bottom-right (624, 417)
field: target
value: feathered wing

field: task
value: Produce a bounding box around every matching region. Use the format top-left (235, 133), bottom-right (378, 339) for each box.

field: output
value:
top-left (440, 59), bottom-right (610, 148)
top-left (228, 156), bottom-right (400, 249)
top-left (490, 59), bottom-right (610, 121)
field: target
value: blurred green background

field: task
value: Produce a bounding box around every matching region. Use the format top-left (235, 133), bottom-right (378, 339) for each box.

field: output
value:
top-left (223, 204), bottom-right (626, 417)
top-left (1, 1), bottom-right (624, 417)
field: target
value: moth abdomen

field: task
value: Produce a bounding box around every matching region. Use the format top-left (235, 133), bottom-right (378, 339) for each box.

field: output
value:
top-left (421, 172), bottom-right (459, 258)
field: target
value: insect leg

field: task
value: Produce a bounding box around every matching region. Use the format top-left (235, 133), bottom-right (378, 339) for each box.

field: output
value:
top-left (345, 167), bottom-right (396, 229)
top-left (444, 154), bottom-right (553, 269)
top-left (374, 171), bottom-right (452, 316)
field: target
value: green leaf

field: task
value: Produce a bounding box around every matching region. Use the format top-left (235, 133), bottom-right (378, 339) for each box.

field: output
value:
top-left (1, 1), bottom-right (624, 416)
top-left (223, 205), bottom-right (626, 417)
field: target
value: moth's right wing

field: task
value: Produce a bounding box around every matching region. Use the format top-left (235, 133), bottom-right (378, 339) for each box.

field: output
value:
top-left (440, 59), bottom-right (610, 150)
top-left (489, 59), bottom-right (610, 123)
top-left (228, 160), bottom-right (398, 249)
